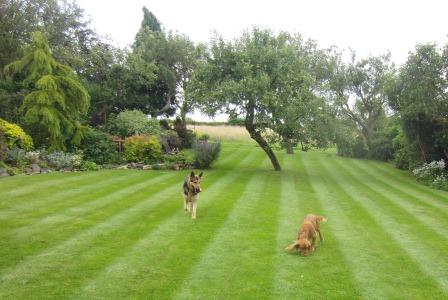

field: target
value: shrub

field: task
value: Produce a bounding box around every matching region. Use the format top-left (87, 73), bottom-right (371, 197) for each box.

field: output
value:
top-left (0, 118), bottom-right (33, 150)
top-left (79, 128), bottom-right (117, 164)
top-left (107, 110), bottom-right (160, 137)
top-left (173, 117), bottom-right (196, 148)
top-left (43, 151), bottom-right (83, 170)
top-left (6, 148), bottom-right (27, 168)
top-left (412, 159), bottom-right (445, 182)
top-left (0, 130), bottom-right (7, 161)
top-left (193, 142), bottom-right (221, 169)
top-left (160, 130), bottom-right (182, 153)
top-left (81, 160), bottom-right (99, 171)
top-left (124, 135), bottom-right (162, 164)
top-left (198, 134), bottom-right (210, 142)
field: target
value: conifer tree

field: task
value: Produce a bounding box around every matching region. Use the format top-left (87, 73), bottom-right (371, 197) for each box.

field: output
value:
top-left (4, 31), bottom-right (90, 150)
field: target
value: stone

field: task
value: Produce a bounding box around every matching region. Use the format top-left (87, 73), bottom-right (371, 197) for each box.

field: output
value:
top-left (31, 163), bottom-right (41, 174)
top-left (40, 168), bottom-right (51, 174)
top-left (0, 168), bottom-right (10, 177)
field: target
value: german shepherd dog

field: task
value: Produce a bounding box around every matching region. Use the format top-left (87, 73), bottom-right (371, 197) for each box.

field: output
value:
top-left (183, 171), bottom-right (203, 219)
top-left (286, 214), bottom-right (328, 256)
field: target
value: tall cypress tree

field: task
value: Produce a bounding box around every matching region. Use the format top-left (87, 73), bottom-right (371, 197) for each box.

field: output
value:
top-left (4, 31), bottom-right (90, 150)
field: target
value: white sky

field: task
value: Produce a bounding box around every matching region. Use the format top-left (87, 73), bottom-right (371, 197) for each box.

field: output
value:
top-left (75, 0), bottom-right (448, 121)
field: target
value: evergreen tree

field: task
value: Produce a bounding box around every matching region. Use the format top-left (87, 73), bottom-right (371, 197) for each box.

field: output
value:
top-left (4, 31), bottom-right (90, 150)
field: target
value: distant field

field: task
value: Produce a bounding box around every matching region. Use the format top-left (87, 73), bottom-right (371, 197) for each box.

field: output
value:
top-left (1, 142), bottom-right (448, 299)
top-left (188, 124), bottom-right (250, 141)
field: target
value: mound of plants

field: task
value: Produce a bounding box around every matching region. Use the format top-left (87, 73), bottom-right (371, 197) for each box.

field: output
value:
top-left (193, 141), bottom-right (221, 169)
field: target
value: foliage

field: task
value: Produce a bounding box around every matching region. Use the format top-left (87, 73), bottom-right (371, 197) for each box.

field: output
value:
top-left (43, 151), bottom-right (82, 170)
top-left (4, 31), bottom-right (90, 151)
top-left (188, 29), bottom-right (331, 170)
top-left (107, 109), bottom-right (160, 137)
top-left (330, 53), bottom-right (394, 158)
top-left (124, 135), bottom-right (162, 163)
top-left (0, 118), bottom-right (33, 150)
top-left (5, 148), bottom-right (28, 168)
top-left (173, 117), bottom-right (196, 148)
top-left (198, 134), bottom-right (210, 142)
top-left (412, 159), bottom-right (448, 190)
top-left (193, 141), bottom-right (221, 168)
top-left (386, 43), bottom-right (448, 167)
top-left (78, 128), bottom-right (117, 164)
top-left (0, 130), bottom-right (7, 161)
top-left (81, 160), bottom-right (99, 171)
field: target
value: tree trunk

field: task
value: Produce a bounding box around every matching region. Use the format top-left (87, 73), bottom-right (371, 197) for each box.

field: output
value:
top-left (245, 101), bottom-right (281, 171)
top-left (285, 140), bottom-right (294, 154)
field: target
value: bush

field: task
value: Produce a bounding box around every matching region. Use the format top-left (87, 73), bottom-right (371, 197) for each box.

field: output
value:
top-left (81, 160), bottom-right (99, 171)
top-left (124, 135), bottom-right (162, 164)
top-left (193, 142), bottom-right (221, 168)
top-left (6, 147), bottom-right (27, 168)
top-left (412, 159), bottom-right (448, 190)
top-left (160, 130), bottom-right (182, 153)
top-left (198, 134), bottom-right (210, 142)
top-left (0, 130), bottom-right (7, 161)
top-left (0, 118), bottom-right (33, 150)
top-left (107, 110), bottom-right (160, 137)
top-left (173, 117), bottom-right (196, 148)
top-left (79, 128), bottom-right (117, 164)
top-left (43, 151), bottom-right (83, 170)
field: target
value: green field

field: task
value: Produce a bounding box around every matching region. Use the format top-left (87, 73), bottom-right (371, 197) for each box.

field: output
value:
top-left (1, 141), bottom-right (448, 299)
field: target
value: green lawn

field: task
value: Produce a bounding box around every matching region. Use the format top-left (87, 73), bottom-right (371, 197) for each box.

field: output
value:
top-left (1, 141), bottom-right (448, 299)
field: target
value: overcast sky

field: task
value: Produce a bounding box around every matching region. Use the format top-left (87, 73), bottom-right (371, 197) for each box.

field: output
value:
top-left (75, 0), bottom-right (448, 120)
top-left (77, 0), bottom-right (448, 65)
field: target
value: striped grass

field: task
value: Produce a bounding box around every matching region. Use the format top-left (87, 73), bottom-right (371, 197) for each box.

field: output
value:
top-left (1, 145), bottom-right (448, 299)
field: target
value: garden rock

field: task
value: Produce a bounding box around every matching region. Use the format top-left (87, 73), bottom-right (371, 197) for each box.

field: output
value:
top-left (41, 168), bottom-right (51, 174)
top-left (31, 163), bottom-right (41, 174)
top-left (0, 168), bottom-right (10, 177)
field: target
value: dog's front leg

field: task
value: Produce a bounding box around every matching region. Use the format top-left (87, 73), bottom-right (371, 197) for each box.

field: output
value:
top-left (184, 196), bottom-right (188, 211)
top-left (191, 200), bottom-right (197, 219)
top-left (317, 229), bottom-right (324, 242)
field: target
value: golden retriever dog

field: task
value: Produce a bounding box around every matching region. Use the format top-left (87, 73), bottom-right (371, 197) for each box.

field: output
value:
top-left (183, 171), bottom-right (203, 219)
top-left (286, 214), bottom-right (327, 256)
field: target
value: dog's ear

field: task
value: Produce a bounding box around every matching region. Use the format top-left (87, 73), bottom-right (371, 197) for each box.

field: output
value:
top-left (190, 171), bottom-right (195, 178)
top-left (198, 172), bottom-right (203, 178)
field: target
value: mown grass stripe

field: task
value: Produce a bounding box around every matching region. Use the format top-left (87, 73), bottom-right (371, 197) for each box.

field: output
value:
top-left (70, 148), bottom-right (266, 299)
top-left (0, 179), bottom-right (184, 292)
top-left (350, 161), bottom-right (448, 213)
top-left (366, 160), bottom-right (448, 202)
top-left (0, 170), bottom-right (120, 209)
top-left (0, 170), bottom-right (145, 220)
top-left (173, 159), bottom-right (278, 299)
top-left (11, 172), bottom-right (180, 239)
top-left (302, 152), bottom-right (445, 299)
top-left (348, 159), bottom-right (448, 238)
top-left (1, 171), bottom-right (103, 198)
top-left (272, 153), bottom-right (361, 299)
top-left (328, 155), bottom-right (448, 295)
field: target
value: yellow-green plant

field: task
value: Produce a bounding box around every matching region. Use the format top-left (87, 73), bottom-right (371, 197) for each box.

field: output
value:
top-left (0, 118), bottom-right (33, 150)
top-left (124, 135), bottom-right (162, 163)
top-left (4, 31), bottom-right (89, 150)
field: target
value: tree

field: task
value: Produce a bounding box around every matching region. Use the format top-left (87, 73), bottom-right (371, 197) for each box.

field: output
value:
top-left (188, 29), bottom-right (328, 170)
top-left (386, 43), bottom-right (448, 165)
top-left (330, 53), bottom-right (394, 156)
top-left (4, 31), bottom-right (90, 150)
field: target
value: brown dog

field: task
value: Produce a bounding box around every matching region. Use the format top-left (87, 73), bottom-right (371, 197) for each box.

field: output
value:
top-left (286, 214), bottom-right (327, 256)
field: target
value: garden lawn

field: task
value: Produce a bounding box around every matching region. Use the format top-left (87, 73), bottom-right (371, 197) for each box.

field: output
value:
top-left (1, 141), bottom-right (448, 299)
